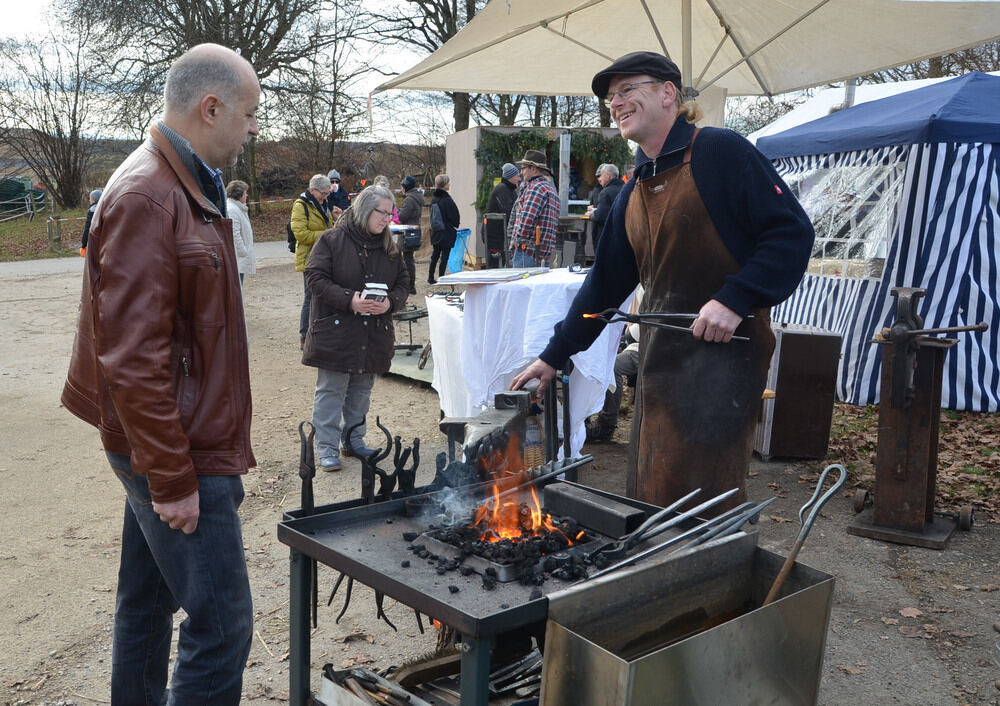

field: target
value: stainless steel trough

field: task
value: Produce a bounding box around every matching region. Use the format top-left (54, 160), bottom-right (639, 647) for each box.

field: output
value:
top-left (541, 532), bottom-right (834, 705)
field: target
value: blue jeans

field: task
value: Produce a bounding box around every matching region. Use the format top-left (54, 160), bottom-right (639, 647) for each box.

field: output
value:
top-left (300, 274), bottom-right (312, 339)
top-left (511, 249), bottom-right (538, 268)
top-left (107, 452), bottom-right (253, 706)
top-left (313, 369), bottom-right (376, 459)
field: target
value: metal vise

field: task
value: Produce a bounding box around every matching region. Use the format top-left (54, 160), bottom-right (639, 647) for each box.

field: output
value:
top-left (848, 286), bottom-right (988, 548)
top-left (877, 287), bottom-right (987, 409)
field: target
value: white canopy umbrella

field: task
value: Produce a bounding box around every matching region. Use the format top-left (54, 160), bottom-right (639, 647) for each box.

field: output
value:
top-left (375, 0), bottom-right (1000, 99)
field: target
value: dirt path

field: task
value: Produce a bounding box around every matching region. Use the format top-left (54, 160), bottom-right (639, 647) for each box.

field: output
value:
top-left (1, 247), bottom-right (998, 705)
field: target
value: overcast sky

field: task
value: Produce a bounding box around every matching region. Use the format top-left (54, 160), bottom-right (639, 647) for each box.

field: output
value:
top-left (0, 1), bottom-right (452, 144)
top-left (4, 1), bottom-right (51, 39)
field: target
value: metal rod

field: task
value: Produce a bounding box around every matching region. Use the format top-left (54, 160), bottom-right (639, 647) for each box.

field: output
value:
top-left (630, 487), bottom-right (740, 545)
top-left (586, 496), bottom-right (748, 581)
top-left (680, 497), bottom-right (778, 550)
top-left (288, 549), bottom-right (311, 706)
top-left (490, 455), bottom-right (594, 505)
top-left (586, 308), bottom-right (750, 341)
top-left (626, 488), bottom-right (702, 542)
top-left (543, 376), bottom-right (559, 463)
top-left (561, 361), bottom-right (573, 478)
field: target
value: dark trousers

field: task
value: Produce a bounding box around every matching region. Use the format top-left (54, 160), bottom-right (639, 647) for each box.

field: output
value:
top-left (107, 452), bottom-right (252, 705)
top-left (428, 244), bottom-right (451, 281)
top-left (403, 250), bottom-right (416, 292)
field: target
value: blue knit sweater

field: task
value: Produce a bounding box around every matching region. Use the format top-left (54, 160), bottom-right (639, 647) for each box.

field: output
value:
top-left (539, 118), bottom-right (814, 368)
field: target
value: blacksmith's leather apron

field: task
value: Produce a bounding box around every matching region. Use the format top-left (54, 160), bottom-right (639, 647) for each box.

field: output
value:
top-left (625, 132), bottom-right (775, 513)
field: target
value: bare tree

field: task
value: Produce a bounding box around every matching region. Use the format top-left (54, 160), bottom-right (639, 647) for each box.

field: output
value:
top-left (863, 40), bottom-right (1000, 83)
top-left (368, 0), bottom-right (486, 131)
top-left (0, 19), bottom-right (103, 209)
top-left (59, 0), bottom-right (362, 197)
top-left (725, 94), bottom-right (807, 137)
top-left (271, 6), bottom-right (373, 172)
top-left (473, 94), bottom-right (525, 126)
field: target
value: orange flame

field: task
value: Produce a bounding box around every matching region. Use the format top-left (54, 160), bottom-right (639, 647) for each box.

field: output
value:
top-left (470, 484), bottom-right (570, 544)
top-left (468, 428), bottom-right (572, 544)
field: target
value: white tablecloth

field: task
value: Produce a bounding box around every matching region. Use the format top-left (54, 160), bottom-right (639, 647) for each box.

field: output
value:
top-left (426, 269), bottom-right (630, 457)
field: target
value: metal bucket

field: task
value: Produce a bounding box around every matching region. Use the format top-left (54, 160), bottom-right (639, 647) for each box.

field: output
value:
top-left (541, 532), bottom-right (834, 705)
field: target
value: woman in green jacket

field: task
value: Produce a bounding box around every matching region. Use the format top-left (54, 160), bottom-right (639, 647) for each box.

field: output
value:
top-left (291, 174), bottom-right (339, 347)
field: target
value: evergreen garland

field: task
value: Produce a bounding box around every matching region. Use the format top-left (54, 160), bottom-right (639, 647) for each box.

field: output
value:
top-left (473, 128), bottom-right (632, 212)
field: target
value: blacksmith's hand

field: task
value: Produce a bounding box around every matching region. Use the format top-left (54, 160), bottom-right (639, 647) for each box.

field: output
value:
top-left (153, 491), bottom-right (200, 534)
top-left (692, 300), bottom-right (742, 343)
top-left (511, 358), bottom-right (556, 397)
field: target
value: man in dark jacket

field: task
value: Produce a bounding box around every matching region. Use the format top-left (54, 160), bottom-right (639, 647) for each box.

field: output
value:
top-left (513, 51), bottom-right (813, 515)
top-left (325, 168), bottom-right (351, 212)
top-left (61, 44), bottom-right (259, 704)
top-left (587, 163), bottom-right (624, 250)
top-left (483, 163), bottom-right (520, 268)
top-left (397, 175), bottom-right (423, 294)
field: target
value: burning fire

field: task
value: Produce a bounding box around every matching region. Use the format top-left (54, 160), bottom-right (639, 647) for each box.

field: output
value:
top-left (466, 427), bottom-right (586, 546)
top-left (470, 485), bottom-right (575, 544)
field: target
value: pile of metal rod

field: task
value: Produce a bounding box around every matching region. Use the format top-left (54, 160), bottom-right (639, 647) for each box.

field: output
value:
top-left (585, 488), bottom-right (778, 580)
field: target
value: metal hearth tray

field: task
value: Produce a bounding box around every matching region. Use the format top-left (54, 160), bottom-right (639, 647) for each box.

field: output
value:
top-left (416, 531), bottom-right (607, 584)
top-left (277, 482), bottom-right (664, 639)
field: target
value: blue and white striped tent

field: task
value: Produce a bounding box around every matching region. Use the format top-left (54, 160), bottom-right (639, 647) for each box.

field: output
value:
top-left (757, 72), bottom-right (1000, 411)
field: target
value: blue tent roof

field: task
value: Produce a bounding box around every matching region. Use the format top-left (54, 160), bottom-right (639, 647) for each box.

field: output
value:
top-left (757, 72), bottom-right (1000, 159)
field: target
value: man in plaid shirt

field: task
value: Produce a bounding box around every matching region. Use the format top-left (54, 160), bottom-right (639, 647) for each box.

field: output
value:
top-left (509, 149), bottom-right (560, 267)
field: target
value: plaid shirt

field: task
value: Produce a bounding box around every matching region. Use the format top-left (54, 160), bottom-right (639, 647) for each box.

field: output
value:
top-left (509, 175), bottom-right (559, 264)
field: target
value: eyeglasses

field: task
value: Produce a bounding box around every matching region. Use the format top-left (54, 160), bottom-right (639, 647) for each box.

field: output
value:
top-left (603, 80), bottom-right (662, 108)
top-left (373, 207), bottom-right (393, 219)
top-left (314, 189), bottom-right (331, 198)
top-left (332, 179), bottom-right (341, 184)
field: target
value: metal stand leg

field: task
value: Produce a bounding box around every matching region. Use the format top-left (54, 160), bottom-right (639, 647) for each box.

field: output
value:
top-left (459, 634), bottom-right (492, 706)
top-left (561, 361), bottom-right (578, 481)
top-left (289, 549), bottom-right (312, 706)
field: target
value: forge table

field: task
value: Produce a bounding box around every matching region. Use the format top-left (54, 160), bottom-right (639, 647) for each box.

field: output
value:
top-left (278, 485), bottom-right (662, 706)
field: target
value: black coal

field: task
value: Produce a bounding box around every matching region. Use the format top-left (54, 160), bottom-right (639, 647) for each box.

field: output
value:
top-left (403, 510), bottom-right (592, 587)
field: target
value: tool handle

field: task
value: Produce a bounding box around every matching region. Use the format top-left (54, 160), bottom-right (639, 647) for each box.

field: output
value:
top-left (762, 536), bottom-right (805, 606)
top-left (343, 676), bottom-right (380, 705)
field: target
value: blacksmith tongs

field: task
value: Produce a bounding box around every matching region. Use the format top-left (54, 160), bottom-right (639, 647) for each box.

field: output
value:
top-left (588, 487), bottom-right (740, 563)
top-left (297, 421), bottom-right (319, 628)
top-left (584, 308), bottom-right (750, 341)
top-left (763, 463), bottom-right (847, 606)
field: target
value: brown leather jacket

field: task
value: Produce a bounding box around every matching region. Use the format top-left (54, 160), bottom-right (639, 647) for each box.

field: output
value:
top-left (62, 126), bottom-right (255, 503)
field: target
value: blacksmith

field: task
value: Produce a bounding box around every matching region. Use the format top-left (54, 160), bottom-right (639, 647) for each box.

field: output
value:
top-left (512, 51), bottom-right (814, 512)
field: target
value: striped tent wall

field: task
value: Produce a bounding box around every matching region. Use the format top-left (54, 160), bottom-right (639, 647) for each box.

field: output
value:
top-left (772, 143), bottom-right (1000, 411)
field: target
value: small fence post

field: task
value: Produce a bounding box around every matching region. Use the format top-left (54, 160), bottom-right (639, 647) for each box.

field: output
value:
top-left (47, 217), bottom-right (62, 252)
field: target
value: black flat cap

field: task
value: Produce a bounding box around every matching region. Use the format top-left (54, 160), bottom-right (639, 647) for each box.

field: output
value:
top-left (591, 51), bottom-right (682, 99)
